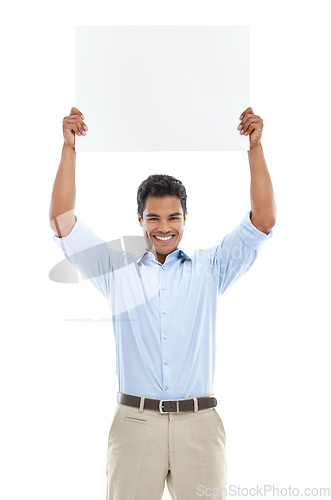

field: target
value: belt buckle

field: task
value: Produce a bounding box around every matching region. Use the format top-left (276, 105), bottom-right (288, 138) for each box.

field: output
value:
top-left (159, 399), bottom-right (180, 413)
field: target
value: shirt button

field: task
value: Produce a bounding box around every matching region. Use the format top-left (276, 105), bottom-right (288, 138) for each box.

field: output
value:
top-left (162, 286), bottom-right (166, 290)
top-left (164, 387), bottom-right (168, 391)
top-left (163, 335), bottom-right (167, 340)
top-left (164, 360), bottom-right (168, 365)
top-left (162, 310), bottom-right (167, 314)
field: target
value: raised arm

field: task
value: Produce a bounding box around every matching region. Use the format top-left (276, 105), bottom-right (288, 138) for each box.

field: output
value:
top-left (238, 107), bottom-right (277, 234)
top-left (49, 107), bottom-right (88, 236)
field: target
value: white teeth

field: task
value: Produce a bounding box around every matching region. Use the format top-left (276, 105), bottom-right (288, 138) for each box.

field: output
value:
top-left (155, 235), bottom-right (173, 241)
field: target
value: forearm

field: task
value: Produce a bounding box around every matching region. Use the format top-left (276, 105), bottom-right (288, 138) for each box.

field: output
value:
top-left (49, 143), bottom-right (76, 236)
top-left (248, 143), bottom-right (277, 233)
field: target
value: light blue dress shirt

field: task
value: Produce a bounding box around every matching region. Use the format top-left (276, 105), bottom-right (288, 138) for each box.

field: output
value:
top-left (53, 210), bottom-right (273, 400)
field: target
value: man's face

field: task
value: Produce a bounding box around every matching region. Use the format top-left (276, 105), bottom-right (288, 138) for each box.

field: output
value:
top-left (138, 195), bottom-right (188, 264)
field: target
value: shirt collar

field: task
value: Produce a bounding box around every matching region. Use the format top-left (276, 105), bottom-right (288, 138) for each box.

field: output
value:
top-left (137, 247), bottom-right (192, 264)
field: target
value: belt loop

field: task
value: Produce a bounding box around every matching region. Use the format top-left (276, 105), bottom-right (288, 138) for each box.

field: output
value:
top-left (139, 396), bottom-right (145, 413)
top-left (193, 397), bottom-right (198, 413)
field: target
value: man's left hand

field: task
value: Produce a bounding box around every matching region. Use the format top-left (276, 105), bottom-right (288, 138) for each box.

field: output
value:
top-left (238, 107), bottom-right (263, 149)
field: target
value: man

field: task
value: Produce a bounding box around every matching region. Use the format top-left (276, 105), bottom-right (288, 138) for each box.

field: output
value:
top-left (50, 106), bottom-right (276, 500)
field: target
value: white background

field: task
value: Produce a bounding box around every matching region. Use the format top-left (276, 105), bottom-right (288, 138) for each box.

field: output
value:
top-left (1, 1), bottom-right (330, 500)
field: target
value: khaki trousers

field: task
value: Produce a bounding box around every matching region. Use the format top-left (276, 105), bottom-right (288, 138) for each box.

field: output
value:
top-left (106, 392), bottom-right (227, 500)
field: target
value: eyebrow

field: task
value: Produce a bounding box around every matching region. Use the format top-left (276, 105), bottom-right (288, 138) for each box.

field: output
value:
top-left (146, 212), bottom-right (182, 218)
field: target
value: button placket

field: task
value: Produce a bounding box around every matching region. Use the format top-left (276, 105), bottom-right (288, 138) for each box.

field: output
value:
top-left (160, 265), bottom-right (170, 394)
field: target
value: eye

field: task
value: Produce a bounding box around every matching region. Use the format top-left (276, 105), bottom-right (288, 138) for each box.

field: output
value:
top-left (170, 217), bottom-right (180, 220)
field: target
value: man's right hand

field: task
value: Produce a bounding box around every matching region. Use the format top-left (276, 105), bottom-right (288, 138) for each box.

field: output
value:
top-left (62, 107), bottom-right (88, 147)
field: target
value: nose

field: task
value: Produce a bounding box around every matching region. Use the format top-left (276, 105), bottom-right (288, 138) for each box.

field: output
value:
top-left (158, 220), bottom-right (172, 232)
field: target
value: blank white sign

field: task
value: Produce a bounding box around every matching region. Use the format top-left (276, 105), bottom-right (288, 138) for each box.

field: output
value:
top-left (75, 26), bottom-right (249, 152)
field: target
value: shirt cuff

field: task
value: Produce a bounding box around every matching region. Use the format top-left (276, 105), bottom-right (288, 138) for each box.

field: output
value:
top-left (52, 215), bottom-right (87, 256)
top-left (237, 210), bottom-right (274, 250)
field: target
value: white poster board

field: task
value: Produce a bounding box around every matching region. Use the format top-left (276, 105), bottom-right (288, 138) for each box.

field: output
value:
top-left (75, 26), bottom-right (249, 152)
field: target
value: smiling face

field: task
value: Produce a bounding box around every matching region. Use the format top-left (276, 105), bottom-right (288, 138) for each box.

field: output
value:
top-left (138, 195), bottom-right (188, 264)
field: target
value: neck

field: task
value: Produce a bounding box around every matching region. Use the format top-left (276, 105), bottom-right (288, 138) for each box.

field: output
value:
top-left (156, 251), bottom-right (167, 264)
top-left (155, 246), bottom-right (178, 264)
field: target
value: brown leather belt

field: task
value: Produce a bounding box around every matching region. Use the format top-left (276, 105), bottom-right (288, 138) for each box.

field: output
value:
top-left (117, 392), bottom-right (217, 413)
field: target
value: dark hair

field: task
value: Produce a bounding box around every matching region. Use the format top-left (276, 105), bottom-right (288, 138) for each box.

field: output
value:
top-left (137, 174), bottom-right (187, 219)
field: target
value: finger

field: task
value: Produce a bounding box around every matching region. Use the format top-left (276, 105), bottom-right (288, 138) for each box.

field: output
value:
top-left (241, 117), bottom-right (261, 134)
top-left (71, 116), bottom-right (88, 133)
top-left (64, 122), bottom-right (81, 136)
top-left (65, 115), bottom-right (88, 130)
top-left (240, 121), bottom-right (260, 134)
top-left (70, 107), bottom-right (85, 119)
top-left (242, 114), bottom-right (260, 127)
top-left (237, 114), bottom-right (256, 131)
top-left (244, 121), bottom-right (263, 136)
top-left (239, 107), bottom-right (253, 120)
top-left (64, 116), bottom-right (87, 134)
top-left (64, 118), bottom-right (83, 135)
top-left (238, 113), bottom-right (255, 130)
top-left (64, 117), bottom-right (86, 135)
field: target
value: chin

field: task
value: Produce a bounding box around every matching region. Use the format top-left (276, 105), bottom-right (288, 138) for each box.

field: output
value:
top-left (158, 244), bottom-right (178, 253)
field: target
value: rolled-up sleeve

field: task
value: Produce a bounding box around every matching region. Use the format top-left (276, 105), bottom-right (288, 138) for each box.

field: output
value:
top-left (52, 215), bottom-right (113, 300)
top-left (236, 210), bottom-right (273, 250)
top-left (208, 210), bottom-right (273, 295)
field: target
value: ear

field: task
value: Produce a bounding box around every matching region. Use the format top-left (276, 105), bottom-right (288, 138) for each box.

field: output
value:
top-left (183, 211), bottom-right (188, 223)
top-left (137, 212), bottom-right (142, 226)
